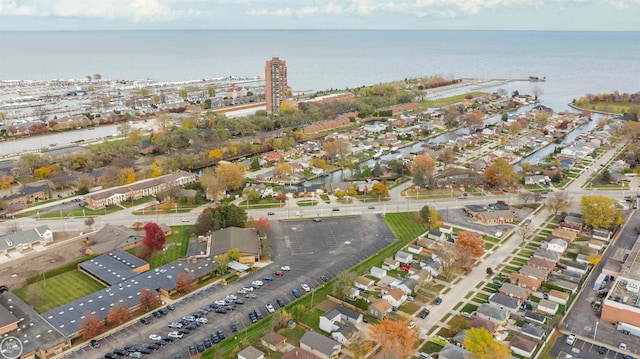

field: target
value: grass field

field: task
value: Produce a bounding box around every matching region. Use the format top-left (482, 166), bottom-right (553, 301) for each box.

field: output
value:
top-left (14, 270), bottom-right (105, 313)
top-left (419, 92), bottom-right (487, 108)
top-left (384, 212), bottom-right (429, 241)
top-left (128, 226), bottom-right (190, 269)
top-left (572, 102), bottom-right (632, 114)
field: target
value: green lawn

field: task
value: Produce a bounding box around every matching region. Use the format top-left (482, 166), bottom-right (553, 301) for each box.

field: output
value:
top-left (419, 92), bottom-right (487, 108)
top-left (296, 200), bottom-right (319, 207)
top-left (38, 205), bottom-right (121, 219)
top-left (384, 212), bottom-right (429, 241)
top-left (142, 227), bottom-right (190, 268)
top-left (14, 270), bottom-right (106, 313)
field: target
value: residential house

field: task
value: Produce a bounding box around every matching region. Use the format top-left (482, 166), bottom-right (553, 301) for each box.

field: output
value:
top-left (469, 315), bottom-right (498, 334)
top-left (434, 168), bottom-right (483, 188)
top-left (536, 299), bottom-right (559, 315)
top-left (88, 224), bottom-right (144, 251)
top-left (499, 283), bottom-right (531, 301)
top-left (438, 343), bottom-right (471, 359)
top-left (238, 346), bottom-right (265, 359)
top-left (299, 331), bottom-right (341, 359)
top-left (260, 332), bottom-right (287, 352)
top-left (383, 288), bottom-right (407, 308)
top-left (382, 258), bottom-right (399, 271)
top-left (395, 250), bottom-right (413, 264)
top-left (510, 336), bottom-right (537, 358)
top-left (319, 309), bottom-right (342, 334)
top-left (370, 266), bottom-right (387, 279)
top-left (527, 257), bottom-right (556, 275)
top-left (427, 230), bottom-right (445, 241)
top-left (335, 305), bottom-right (363, 325)
top-left (588, 239), bottom-right (605, 251)
top-left (282, 348), bottom-right (321, 359)
top-left (2, 192), bottom-right (28, 212)
top-left (560, 214), bottom-right (583, 232)
top-left (20, 182), bottom-right (51, 202)
top-left (476, 303), bottom-right (509, 325)
top-left (519, 265), bottom-right (549, 280)
top-left (521, 323), bottom-right (545, 341)
top-left (542, 238), bottom-right (568, 254)
top-left (397, 278), bottom-right (418, 295)
top-left (551, 228), bottom-right (577, 243)
top-left (355, 276), bottom-right (374, 291)
top-left (524, 175), bottom-right (547, 185)
top-left (509, 273), bottom-right (543, 292)
top-left (533, 248), bottom-right (560, 263)
top-left (420, 260), bottom-right (440, 277)
top-left (488, 293), bottom-right (520, 312)
top-left (593, 228), bottom-right (612, 242)
top-left (566, 261), bottom-right (589, 275)
top-left (524, 310), bottom-right (546, 325)
top-left (408, 244), bottom-right (424, 255)
top-left (0, 225), bottom-right (53, 256)
top-left (331, 322), bottom-right (358, 345)
top-left (451, 330), bottom-right (467, 346)
top-left (368, 299), bottom-right (392, 320)
top-left (547, 290), bottom-right (569, 306)
top-left (439, 224), bottom-right (453, 235)
top-left (262, 151), bottom-right (282, 164)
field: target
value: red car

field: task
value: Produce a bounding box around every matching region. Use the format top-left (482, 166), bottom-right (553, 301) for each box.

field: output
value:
top-left (399, 265), bottom-right (410, 272)
top-left (273, 271), bottom-right (284, 276)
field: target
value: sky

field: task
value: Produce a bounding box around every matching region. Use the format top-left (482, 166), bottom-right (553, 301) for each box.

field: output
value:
top-left (0, 0), bottom-right (639, 31)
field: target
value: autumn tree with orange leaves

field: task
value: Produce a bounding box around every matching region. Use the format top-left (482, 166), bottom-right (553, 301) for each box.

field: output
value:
top-left (139, 288), bottom-right (160, 311)
top-left (79, 312), bottom-right (104, 340)
top-left (455, 231), bottom-right (485, 258)
top-left (107, 302), bottom-right (130, 326)
top-left (175, 272), bottom-right (198, 294)
top-left (410, 154), bottom-right (435, 177)
top-left (368, 318), bottom-right (419, 359)
top-left (255, 217), bottom-right (271, 236)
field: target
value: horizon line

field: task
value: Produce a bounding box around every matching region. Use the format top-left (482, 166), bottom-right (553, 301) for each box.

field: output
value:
top-left (1, 29), bottom-right (638, 32)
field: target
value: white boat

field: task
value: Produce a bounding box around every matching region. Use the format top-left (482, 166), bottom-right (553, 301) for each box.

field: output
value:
top-left (390, 146), bottom-right (399, 152)
top-left (373, 152), bottom-right (382, 159)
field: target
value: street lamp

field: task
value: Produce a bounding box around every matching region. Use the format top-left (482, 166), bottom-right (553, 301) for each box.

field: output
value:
top-left (593, 321), bottom-right (599, 340)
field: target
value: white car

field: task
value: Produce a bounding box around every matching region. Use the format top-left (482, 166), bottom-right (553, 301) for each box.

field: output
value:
top-left (619, 343), bottom-right (627, 351)
top-left (167, 322), bottom-right (183, 329)
top-left (183, 315), bottom-right (196, 322)
top-left (301, 283), bottom-right (311, 292)
top-left (149, 334), bottom-right (162, 341)
top-left (296, 211), bottom-right (304, 216)
top-left (237, 288), bottom-right (247, 294)
top-left (242, 286), bottom-right (254, 292)
top-left (168, 331), bottom-right (184, 339)
top-left (566, 334), bottom-right (576, 345)
top-left (252, 280), bottom-right (263, 287)
top-left (214, 300), bottom-right (226, 306)
top-left (196, 317), bottom-right (208, 324)
top-left (408, 321), bottom-right (416, 329)
top-left (281, 265), bottom-right (291, 271)
top-left (265, 303), bottom-right (276, 313)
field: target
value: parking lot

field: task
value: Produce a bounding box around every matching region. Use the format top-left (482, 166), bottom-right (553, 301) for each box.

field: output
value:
top-left (74, 214), bottom-right (395, 359)
top-left (552, 334), bottom-right (634, 359)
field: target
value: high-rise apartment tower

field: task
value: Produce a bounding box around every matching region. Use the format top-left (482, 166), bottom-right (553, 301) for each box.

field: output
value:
top-left (265, 57), bottom-right (287, 115)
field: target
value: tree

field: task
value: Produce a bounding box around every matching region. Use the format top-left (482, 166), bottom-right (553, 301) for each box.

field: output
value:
top-left (139, 288), bottom-right (160, 311)
top-left (369, 182), bottom-right (389, 198)
top-left (79, 312), bottom-right (104, 340)
top-left (418, 205), bottom-right (431, 226)
top-left (547, 192), bottom-right (569, 216)
top-left (531, 84), bottom-right (544, 100)
top-left (84, 217), bottom-right (95, 229)
top-left (449, 315), bottom-right (471, 333)
top-left (413, 170), bottom-right (425, 188)
top-left (464, 327), bottom-right (511, 359)
top-left (410, 154), bottom-right (435, 177)
top-left (484, 158), bottom-right (516, 188)
top-left (216, 163), bottom-right (245, 191)
top-left (369, 317), bottom-right (418, 359)
top-left (175, 272), bottom-right (197, 294)
top-left (372, 161), bottom-right (382, 177)
top-left (107, 302), bottom-right (130, 326)
top-left (518, 191), bottom-right (534, 205)
top-left (332, 271), bottom-right (358, 299)
top-left (441, 147), bottom-right (455, 169)
top-left (142, 222), bottom-right (166, 252)
top-left (433, 243), bottom-right (465, 280)
top-left (322, 138), bottom-right (350, 164)
top-left (598, 169), bottom-right (611, 184)
top-left (509, 121), bottom-right (522, 134)
top-left (270, 309), bottom-right (292, 331)
top-left (517, 222), bottom-right (533, 244)
top-left (273, 163), bottom-right (293, 177)
top-left (455, 231), bottom-right (485, 258)
top-left (200, 168), bottom-right (227, 204)
top-left (214, 254), bottom-right (229, 276)
top-left (255, 217), bottom-right (271, 235)
top-left (581, 195), bottom-right (621, 230)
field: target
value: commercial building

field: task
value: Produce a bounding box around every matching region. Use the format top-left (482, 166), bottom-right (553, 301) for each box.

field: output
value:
top-left (265, 57), bottom-right (288, 115)
top-left (601, 234), bottom-right (640, 326)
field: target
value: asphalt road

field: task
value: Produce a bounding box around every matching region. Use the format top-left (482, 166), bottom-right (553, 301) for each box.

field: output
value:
top-left (68, 215), bottom-right (394, 359)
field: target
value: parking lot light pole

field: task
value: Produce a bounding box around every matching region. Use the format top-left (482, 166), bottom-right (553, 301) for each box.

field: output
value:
top-left (594, 321), bottom-right (599, 340)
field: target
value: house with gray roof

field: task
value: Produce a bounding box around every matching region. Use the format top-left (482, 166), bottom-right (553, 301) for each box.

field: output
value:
top-left (524, 310), bottom-right (546, 325)
top-left (331, 322), bottom-right (358, 345)
top-left (521, 323), bottom-right (545, 340)
top-left (0, 225), bottom-right (53, 255)
top-left (397, 278), bottom-right (418, 295)
top-left (420, 260), bottom-right (441, 277)
top-left (394, 250), bottom-right (413, 264)
top-left (499, 282), bottom-right (531, 301)
top-left (519, 265), bottom-right (548, 280)
top-left (208, 227), bottom-right (260, 264)
top-left (533, 248), bottom-right (560, 262)
top-left (88, 224), bottom-right (143, 251)
top-left (335, 304), bottom-right (362, 324)
top-left (510, 336), bottom-right (537, 358)
top-left (300, 331), bottom-right (341, 359)
top-left (469, 315), bottom-right (498, 334)
top-left (488, 293), bottom-right (520, 312)
top-left (282, 348), bottom-right (321, 359)
top-left (370, 266), bottom-right (387, 279)
top-left (476, 303), bottom-right (510, 325)
top-left (438, 343), bottom-right (471, 359)
top-left (238, 345), bottom-right (265, 359)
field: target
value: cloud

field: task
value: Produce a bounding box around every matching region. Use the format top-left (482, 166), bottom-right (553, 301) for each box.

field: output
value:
top-left (0, 0), bottom-right (200, 21)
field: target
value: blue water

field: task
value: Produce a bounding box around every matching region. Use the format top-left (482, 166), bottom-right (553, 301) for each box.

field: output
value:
top-left (1, 30), bottom-right (638, 112)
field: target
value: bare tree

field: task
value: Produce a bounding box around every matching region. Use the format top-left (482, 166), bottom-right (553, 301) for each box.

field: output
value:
top-left (517, 223), bottom-right (533, 244)
top-left (84, 217), bottom-right (95, 230)
top-left (433, 243), bottom-right (465, 280)
top-left (547, 192), bottom-right (569, 216)
top-left (518, 191), bottom-right (534, 205)
top-left (531, 85), bottom-right (544, 100)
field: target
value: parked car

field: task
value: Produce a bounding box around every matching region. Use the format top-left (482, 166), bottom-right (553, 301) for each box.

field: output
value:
top-left (148, 334), bottom-right (162, 341)
top-left (168, 322), bottom-right (182, 329)
top-left (168, 331), bottom-right (183, 339)
top-left (301, 283), bottom-right (311, 292)
top-left (263, 275), bottom-right (274, 281)
top-left (267, 211), bottom-right (275, 215)
top-left (245, 293), bottom-right (258, 299)
top-left (313, 217), bottom-right (322, 222)
top-left (566, 334), bottom-right (576, 345)
top-left (292, 289), bottom-right (301, 298)
top-left (265, 303), bottom-right (276, 313)
top-left (281, 265), bottom-right (291, 271)
top-left (139, 317), bottom-right (150, 325)
top-left (408, 321), bottom-right (416, 329)
top-left (296, 211), bottom-right (304, 216)
top-left (277, 298), bottom-right (286, 307)
top-left (435, 297), bottom-right (442, 305)
top-left (274, 270), bottom-right (284, 276)
top-left (230, 323), bottom-right (238, 332)
top-left (419, 309), bottom-right (430, 319)
top-left (188, 345), bottom-right (197, 355)
top-left (90, 339), bottom-right (100, 348)
top-left (320, 275), bottom-right (328, 282)
top-left (332, 208), bottom-right (340, 211)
